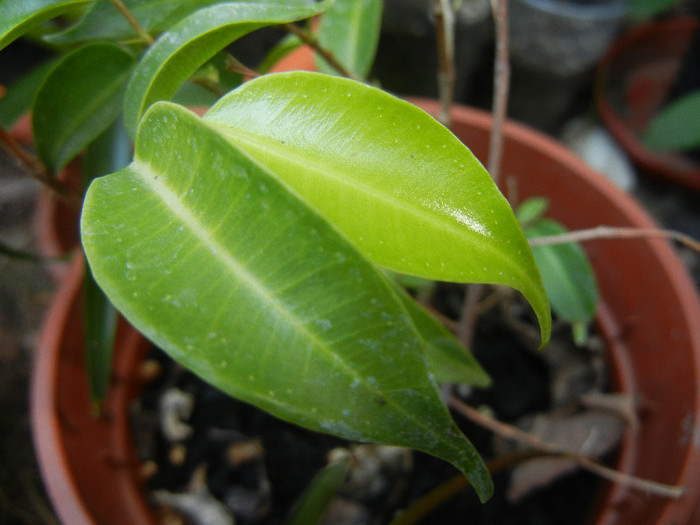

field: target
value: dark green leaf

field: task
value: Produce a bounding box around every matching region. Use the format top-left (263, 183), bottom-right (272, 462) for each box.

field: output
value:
top-left (32, 42), bottom-right (135, 173)
top-left (123, 0), bottom-right (330, 135)
top-left (0, 59), bottom-right (57, 129)
top-left (526, 219), bottom-right (598, 329)
top-left (643, 90), bottom-right (700, 152)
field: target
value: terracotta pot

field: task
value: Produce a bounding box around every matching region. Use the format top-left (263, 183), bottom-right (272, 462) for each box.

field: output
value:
top-left (596, 17), bottom-right (700, 191)
top-left (32, 99), bottom-right (700, 524)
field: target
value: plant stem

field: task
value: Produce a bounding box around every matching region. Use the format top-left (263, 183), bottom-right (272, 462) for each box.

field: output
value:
top-left (281, 23), bottom-right (359, 80)
top-left (0, 126), bottom-right (81, 209)
top-left (487, 0), bottom-right (510, 185)
top-left (528, 225), bottom-right (700, 254)
top-left (109, 0), bottom-right (154, 45)
top-left (389, 450), bottom-right (545, 525)
top-left (449, 396), bottom-right (686, 499)
top-left (433, 0), bottom-right (456, 126)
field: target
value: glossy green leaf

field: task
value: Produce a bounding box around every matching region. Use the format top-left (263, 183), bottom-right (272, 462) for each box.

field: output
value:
top-left (0, 0), bottom-right (93, 50)
top-left (206, 72), bottom-right (551, 347)
top-left (32, 42), bottom-right (135, 173)
top-left (525, 218), bottom-right (598, 329)
top-left (643, 90), bottom-right (700, 152)
top-left (123, 1), bottom-right (330, 135)
top-left (81, 102), bottom-right (494, 501)
top-left (315, 0), bottom-right (382, 79)
top-left (46, 0), bottom-right (321, 43)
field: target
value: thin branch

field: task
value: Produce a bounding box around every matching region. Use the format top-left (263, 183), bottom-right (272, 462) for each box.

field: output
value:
top-left (109, 0), bottom-right (154, 45)
top-left (433, 0), bottom-right (456, 126)
top-left (487, 0), bottom-right (510, 184)
top-left (528, 225), bottom-right (700, 254)
top-left (0, 127), bottom-right (81, 209)
top-left (389, 450), bottom-right (545, 525)
top-left (449, 396), bottom-right (686, 499)
top-left (281, 23), bottom-right (359, 80)
top-left (224, 54), bottom-right (260, 79)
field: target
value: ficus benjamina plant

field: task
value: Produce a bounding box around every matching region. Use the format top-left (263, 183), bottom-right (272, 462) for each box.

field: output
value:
top-left (0, 0), bottom-right (599, 503)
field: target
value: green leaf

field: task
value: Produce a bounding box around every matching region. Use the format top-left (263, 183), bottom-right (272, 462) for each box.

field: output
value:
top-left (643, 90), bottom-right (700, 152)
top-left (206, 72), bottom-right (551, 347)
top-left (0, 0), bottom-right (93, 51)
top-left (0, 59), bottom-right (57, 129)
top-left (525, 218), bottom-right (598, 329)
top-left (315, 0), bottom-right (382, 79)
top-left (81, 101), bottom-right (494, 502)
top-left (123, 0), bottom-right (330, 135)
top-left (515, 197), bottom-right (549, 228)
top-left (82, 117), bottom-right (131, 407)
top-left (398, 289), bottom-right (491, 387)
top-left (627, 0), bottom-right (679, 20)
top-left (32, 42), bottom-right (135, 173)
top-left (287, 453), bottom-right (351, 525)
top-left (46, 0), bottom-right (322, 44)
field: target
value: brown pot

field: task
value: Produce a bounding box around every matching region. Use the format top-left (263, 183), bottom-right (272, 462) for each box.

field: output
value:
top-left (596, 17), bottom-right (700, 191)
top-left (32, 99), bottom-right (700, 524)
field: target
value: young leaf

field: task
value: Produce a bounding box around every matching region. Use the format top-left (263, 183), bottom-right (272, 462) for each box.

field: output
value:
top-left (315, 0), bottom-right (383, 79)
top-left (0, 0), bottom-right (93, 51)
top-left (525, 219), bottom-right (599, 330)
top-left (123, 0), bottom-right (330, 135)
top-left (643, 90), bottom-right (700, 152)
top-left (32, 42), bottom-right (135, 173)
top-left (81, 102), bottom-right (494, 502)
top-left (206, 72), bottom-right (551, 347)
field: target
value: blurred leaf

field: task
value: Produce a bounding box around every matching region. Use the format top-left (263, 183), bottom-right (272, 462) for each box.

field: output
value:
top-left (315, 0), bottom-right (382, 78)
top-left (287, 453), bottom-right (351, 525)
top-left (627, 0), bottom-right (680, 20)
top-left (515, 197), bottom-right (549, 228)
top-left (123, 0), bottom-right (330, 134)
top-left (32, 42), bottom-right (135, 173)
top-left (82, 100), bottom-right (494, 501)
top-left (525, 219), bottom-right (598, 331)
top-left (206, 72), bottom-right (551, 347)
top-left (0, 0), bottom-right (93, 51)
top-left (82, 116), bottom-right (131, 407)
top-left (0, 59), bottom-right (57, 129)
top-left (643, 90), bottom-right (700, 152)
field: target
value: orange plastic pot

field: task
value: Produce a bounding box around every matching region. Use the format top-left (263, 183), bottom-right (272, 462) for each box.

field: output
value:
top-left (31, 99), bottom-right (700, 524)
top-left (596, 17), bottom-right (700, 191)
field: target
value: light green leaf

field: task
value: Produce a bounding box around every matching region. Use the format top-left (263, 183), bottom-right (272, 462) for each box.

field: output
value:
top-left (643, 90), bottom-right (700, 152)
top-left (0, 0), bottom-right (93, 50)
top-left (515, 197), bottom-right (549, 228)
top-left (32, 42), bottom-right (135, 173)
top-left (525, 218), bottom-right (598, 328)
top-left (315, 0), bottom-right (382, 79)
top-left (206, 72), bottom-right (551, 347)
top-left (123, 1), bottom-right (330, 135)
top-left (81, 102), bottom-right (494, 502)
